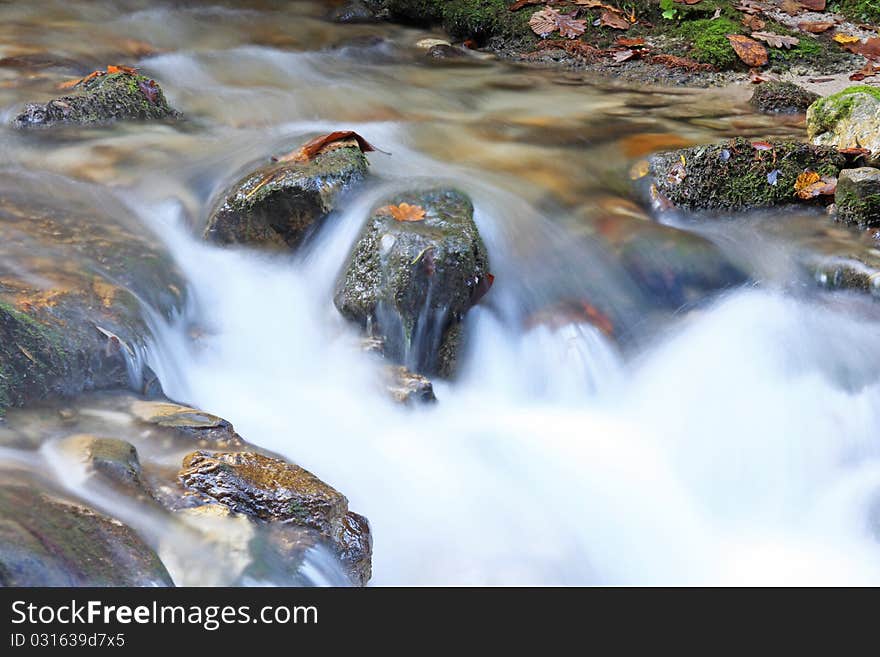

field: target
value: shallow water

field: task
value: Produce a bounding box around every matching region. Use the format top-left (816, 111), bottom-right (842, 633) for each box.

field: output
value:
top-left (2, 0), bottom-right (880, 585)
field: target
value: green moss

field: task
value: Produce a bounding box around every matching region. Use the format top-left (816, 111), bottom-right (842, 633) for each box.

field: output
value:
top-left (838, 0), bottom-right (880, 23)
top-left (676, 17), bottom-right (743, 69)
top-left (808, 86), bottom-right (880, 136)
top-left (0, 301), bottom-right (68, 416)
top-left (385, 0), bottom-right (531, 41)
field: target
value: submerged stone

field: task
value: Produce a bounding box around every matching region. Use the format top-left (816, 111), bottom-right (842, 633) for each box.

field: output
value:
top-left (13, 71), bottom-right (178, 128)
top-left (750, 81), bottom-right (818, 114)
top-left (204, 145), bottom-right (369, 250)
top-left (334, 188), bottom-right (491, 377)
top-left (57, 434), bottom-right (146, 495)
top-left (643, 138), bottom-right (846, 212)
top-left (0, 474), bottom-right (172, 586)
top-left (834, 167), bottom-right (880, 229)
top-left (178, 450), bottom-right (372, 585)
top-left (807, 86), bottom-right (880, 163)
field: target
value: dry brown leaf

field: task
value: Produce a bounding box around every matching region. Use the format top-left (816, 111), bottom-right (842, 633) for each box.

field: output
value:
top-left (616, 36), bottom-right (646, 47)
top-left (795, 176), bottom-right (836, 199)
top-left (850, 62), bottom-right (880, 80)
top-left (613, 49), bottom-right (636, 62)
top-left (845, 36), bottom-right (880, 58)
top-left (377, 203), bottom-right (427, 223)
top-left (650, 54), bottom-right (715, 71)
top-left (273, 131), bottom-right (386, 164)
top-left (509, 0), bottom-right (547, 10)
top-left (673, 0), bottom-right (704, 4)
top-left (742, 14), bottom-right (766, 31)
top-left (556, 10), bottom-right (589, 38)
top-left (795, 170), bottom-right (820, 192)
top-left (727, 34), bottom-right (769, 66)
top-left (798, 21), bottom-right (835, 33)
top-left (751, 31), bottom-right (800, 49)
top-left (735, 0), bottom-right (765, 13)
top-left (599, 10), bottom-right (630, 30)
top-left (780, 0), bottom-right (805, 15)
top-left (529, 7), bottom-right (587, 38)
top-left (798, 0), bottom-right (826, 9)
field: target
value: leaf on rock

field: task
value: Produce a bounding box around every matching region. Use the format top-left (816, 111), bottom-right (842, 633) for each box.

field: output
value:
top-left (377, 202), bottom-right (427, 223)
top-left (106, 64), bottom-right (138, 75)
top-left (273, 131), bottom-right (387, 164)
top-left (751, 140), bottom-right (774, 151)
top-left (794, 170), bottom-right (820, 192)
top-left (798, 0), bottom-right (826, 9)
top-left (734, 0), bottom-right (765, 13)
top-left (798, 21), bottom-right (835, 33)
top-left (57, 64), bottom-right (138, 90)
top-left (795, 175), bottom-right (837, 199)
top-left (833, 34), bottom-right (861, 44)
top-left (742, 14), bottom-right (766, 31)
top-left (530, 7), bottom-right (587, 38)
top-left (673, 0), bottom-right (704, 4)
top-left (650, 54), bottom-right (715, 71)
top-left (751, 32), bottom-right (800, 49)
top-left (599, 11), bottom-right (631, 30)
top-left (613, 49), bottom-right (636, 62)
top-left (846, 36), bottom-right (880, 58)
top-left (850, 62), bottom-right (880, 80)
top-left (727, 34), bottom-right (769, 66)
top-left (839, 147), bottom-right (872, 159)
top-left (509, 0), bottom-right (547, 10)
top-left (616, 37), bottom-right (646, 47)
top-left (557, 10), bottom-right (589, 38)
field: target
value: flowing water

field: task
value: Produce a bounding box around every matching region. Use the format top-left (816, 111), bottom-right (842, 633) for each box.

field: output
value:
top-left (3, 0), bottom-right (880, 585)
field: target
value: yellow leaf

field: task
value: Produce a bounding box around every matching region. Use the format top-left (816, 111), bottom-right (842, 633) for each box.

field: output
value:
top-left (629, 159), bottom-right (650, 180)
top-left (834, 34), bottom-right (861, 44)
top-left (795, 171), bottom-right (820, 192)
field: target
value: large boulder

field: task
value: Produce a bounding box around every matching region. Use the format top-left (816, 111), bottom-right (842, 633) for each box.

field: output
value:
top-left (750, 81), bottom-right (818, 114)
top-left (334, 188), bottom-right (491, 377)
top-left (13, 69), bottom-right (178, 128)
top-left (178, 451), bottom-right (372, 585)
top-left (834, 167), bottom-right (880, 228)
top-left (0, 474), bottom-right (173, 586)
top-left (204, 145), bottom-right (369, 250)
top-left (0, 172), bottom-right (186, 416)
top-left (807, 86), bottom-right (880, 163)
top-left (643, 138), bottom-right (846, 212)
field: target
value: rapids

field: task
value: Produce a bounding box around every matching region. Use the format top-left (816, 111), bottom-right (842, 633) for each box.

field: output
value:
top-left (2, 0), bottom-right (880, 585)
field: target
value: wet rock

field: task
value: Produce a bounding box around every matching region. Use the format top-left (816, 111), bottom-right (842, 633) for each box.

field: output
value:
top-left (12, 71), bottom-right (178, 128)
top-left (834, 167), bottom-right (880, 228)
top-left (0, 172), bottom-right (186, 416)
top-left (384, 365), bottom-right (437, 404)
top-left (204, 145), bottom-right (369, 250)
top-left (178, 451), bottom-right (371, 585)
top-left (334, 188), bottom-right (491, 377)
top-left (57, 434), bottom-right (146, 494)
top-left (332, 0), bottom-right (384, 23)
top-left (0, 474), bottom-right (173, 586)
top-left (426, 44), bottom-right (468, 61)
top-left (807, 86), bottom-right (880, 163)
top-left (130, 399), bottom-right (245, 448)
top-left (643, 138), bottom-right (846, 212)
top-left (750, 81), bottom-right (818, 114)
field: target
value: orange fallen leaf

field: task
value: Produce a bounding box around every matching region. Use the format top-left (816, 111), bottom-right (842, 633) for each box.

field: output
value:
top-left (57, 64), bottom-right (139, 90)
top-left (728, 34), bottom-right (768, 67)
top-left (794, 170), bottom-right (820, 192)
top-left (377, 202), bottom-right (427, 222)
top-left (616, 37), bottom-right (646, 48)
top-left (273, 131), bottom-right (387, 164)
top-left (795, 175), bottom-right (836, 199)
top-left (798, 0), bottom-right (825, 9)
top-left (845, 36), bottom-right (880, 58)
top-left (839, 147), bottom-right (872, 158)
top-left (509, 0), bottom-right (546, 10)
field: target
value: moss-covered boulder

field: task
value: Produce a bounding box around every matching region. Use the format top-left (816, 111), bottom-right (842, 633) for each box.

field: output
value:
top-left (750, 82), bottom-right (819, 114)
top-left (835, 167), bottom-right (880, 228)
top-left (0, 474), bottom-right (173, 586)
top-left (0, 172), bottom-right (186, 416)
top-left (204, 145), bottom-right (369, 250)
top-left (178, 451), bottom-right (372, 585)
top-left (12, 71), bottom-right (178, 128)
top-left (643, 138), bottom-right (846, 212)
top-left (807, 86), bottom-right (880, 163)
top-left (335, 188), bottom-right (491, 378)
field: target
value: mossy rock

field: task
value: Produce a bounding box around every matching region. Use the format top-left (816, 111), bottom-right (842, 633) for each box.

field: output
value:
top-left (643, 138), bottom-right (846, 211)
top-left (0, 172), bottom-right (186, 416)
top-left (750, 82), bottom-right (819, 114)
top-left (807, 86), bottom-right (880, 162)
top-left (834, 167), bottom-right (880, 229)
top-left (204, 146), bottom-right (369, 250)
top-left (0, 474), bottom-right (172, 586)
top-left (12, 71), bottom-right (179, 128)
top-left (57, 435), bottom-right (146, 494)
top-left (334, 188), bottom-right (491, 378)
top-left (178, 451), bottom-right (372, 585)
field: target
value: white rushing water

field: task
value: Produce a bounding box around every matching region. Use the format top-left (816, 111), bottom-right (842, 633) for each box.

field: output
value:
top-left (129, 155), bottom-right (880, 585)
